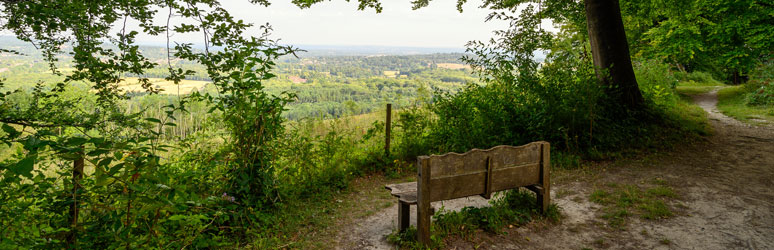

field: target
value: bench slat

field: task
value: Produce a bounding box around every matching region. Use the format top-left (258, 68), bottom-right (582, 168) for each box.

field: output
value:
top-left (427, 143), bottom-right (542, 179)
top-left (397, 192), bottom-right (417, 205)
top-left (426, 162), bottom-right (541, 202)
top-left (385, 182), bottom-right (417, 196)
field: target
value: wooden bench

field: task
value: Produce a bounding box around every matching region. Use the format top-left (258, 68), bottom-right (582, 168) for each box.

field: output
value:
top-left (385, 141), bottom-right (550, 244)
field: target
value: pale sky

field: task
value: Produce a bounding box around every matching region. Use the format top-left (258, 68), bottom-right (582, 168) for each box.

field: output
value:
top-left (0, 1), bottom-right (557, 49)
top-left (144, 0), bottom-right (511, 49)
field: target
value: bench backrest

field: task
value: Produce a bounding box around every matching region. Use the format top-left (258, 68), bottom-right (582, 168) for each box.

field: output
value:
top-left (414, 141), bottom-right (550, 245)
top-left (417, 141), bottom-right (549, 202)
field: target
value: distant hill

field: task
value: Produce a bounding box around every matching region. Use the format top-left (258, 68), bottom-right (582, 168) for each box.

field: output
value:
top-left (289, 44), bottom-right (466, 57)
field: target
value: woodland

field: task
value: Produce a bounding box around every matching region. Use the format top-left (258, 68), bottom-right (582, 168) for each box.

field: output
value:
top-left (0, 0), bottom-right (772, 249)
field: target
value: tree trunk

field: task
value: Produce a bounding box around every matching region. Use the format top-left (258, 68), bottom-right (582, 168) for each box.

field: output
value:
top-left (585, 0), bottom-right (644, 109)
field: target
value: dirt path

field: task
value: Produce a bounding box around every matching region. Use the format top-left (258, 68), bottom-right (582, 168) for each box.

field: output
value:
top-left (336, 89), bottom-right (774, 250)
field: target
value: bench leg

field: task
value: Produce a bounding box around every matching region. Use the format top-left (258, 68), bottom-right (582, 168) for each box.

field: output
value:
top-left (398, 201), bottom-right (410, 232)
top-left (527, 185), bottom-right (550, 214)
top-left (536, 190), bottom-right (548, 213)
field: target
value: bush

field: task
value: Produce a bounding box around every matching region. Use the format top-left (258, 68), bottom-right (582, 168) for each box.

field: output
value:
top-left (430, 52), bottom-right (609, 153)
top-left (745, 63), bottom-right (774, 106)
top-left (635, 60), bottom-right (679, 108)
top-left (274, 118), bottom-right (364, 199)
top-left (392, 106), bottom-right (434, 161)
top-left (427, 53), bottom-right (680, 156)
top-left (674, 70), bottom-right (723, 86)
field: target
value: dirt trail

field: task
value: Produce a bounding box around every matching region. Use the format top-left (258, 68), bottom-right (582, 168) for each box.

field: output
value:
top-left (337, 89), bottom-right (774, 250)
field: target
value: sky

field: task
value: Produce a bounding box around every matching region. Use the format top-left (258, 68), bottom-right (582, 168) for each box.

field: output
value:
top-left (140, 0), bottom-right (511, 49)
top-left (0, 0), bottom-right (559, 50)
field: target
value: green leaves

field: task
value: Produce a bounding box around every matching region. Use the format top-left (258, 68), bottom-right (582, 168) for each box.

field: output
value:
top-left (1, 124), bottom-right (21, 145)
top-left (9, 156), bottom-right (35, 178)
top-left (144, 117), bottom-right (161, 124)
top-left (624, 0), bottom-right (773, 81)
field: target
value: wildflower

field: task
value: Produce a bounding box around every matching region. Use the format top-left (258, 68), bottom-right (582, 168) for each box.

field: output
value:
top-left (221, 192), bottom-right (236, 202)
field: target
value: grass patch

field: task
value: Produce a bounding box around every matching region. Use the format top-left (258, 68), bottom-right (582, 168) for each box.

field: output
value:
top-left (677, 80), bottom-right (724, 87)
top-left (674, 72), bottom-right (726, 96)
top-left (388, 189), bottom-right (560, 249)
top-left (251, 174), bottom-right (400, 249)
top-left (674, 77), bottom-right (725, 96)
top-left (589, 180), bottom-right (677, 229)
top-left (387, 226), bottom-right (426, 250)
top-left (717, 86), bottom-right (774, 124)
top-left (675, 85), bottom-right (720, 95)
top-left (664, 95), bottom-right (713, 136)
top-left (646, 186), bottom-right (677, 198)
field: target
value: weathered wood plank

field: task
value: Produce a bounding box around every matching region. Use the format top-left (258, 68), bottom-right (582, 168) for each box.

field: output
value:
top-left (417, 157), bottom-right (432, 244)
top-left (429, 172), bottom-right (486, 201)
top-left (398, 202), bottom-right (410, 232)
top-left (385, 103), bottom-right (392, 156)
top-left (398, 192), bottom-right (417, 205)
top-left (385, 182), bottom-right (417, 197)
top-left (540, 143), bottom-right (551, 213)
top-left (490, 162), bottom-right (541, 192)
top-left (424, 162), bottom-right (541, 202)
top-left (426, 142), bottom-right (542, 178)
top-left (483, 157), bottom-right (493, 199)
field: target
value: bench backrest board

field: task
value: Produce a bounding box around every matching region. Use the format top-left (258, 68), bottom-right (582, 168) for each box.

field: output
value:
top-left (417, 141), bottom-right (549, 202)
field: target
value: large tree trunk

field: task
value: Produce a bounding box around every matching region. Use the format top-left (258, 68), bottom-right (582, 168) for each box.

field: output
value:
top-left (585, 0), bottom-right (644, 109)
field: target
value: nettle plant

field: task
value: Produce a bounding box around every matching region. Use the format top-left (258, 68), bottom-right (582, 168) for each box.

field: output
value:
top-left (1, 0), bottom-right (295, 248)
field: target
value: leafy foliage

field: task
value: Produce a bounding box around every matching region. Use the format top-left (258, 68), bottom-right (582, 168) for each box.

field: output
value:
top-left (388, 190), bottom-right (560, 249)
top-left (745, 62), bottom-right (774, 106)
top-left (0, 0), bottom-right (305, 247)
top-left (622, 0), bottom-right (774, 82)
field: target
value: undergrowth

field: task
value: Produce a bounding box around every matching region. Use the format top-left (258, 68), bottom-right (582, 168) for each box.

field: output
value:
top-left (718, 86), bottom-right (774, 124)
top-left (673, 71), bottom-right (724, 86)
top-left (387, 190), bottom-right (560, 249)
top-left (743, 62), bottom-right (774, 106)
top-left (713, 62), bottom-right (774, 124)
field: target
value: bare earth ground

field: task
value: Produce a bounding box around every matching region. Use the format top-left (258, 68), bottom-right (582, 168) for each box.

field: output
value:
top-left (335, 89), bottom-right (774, 250)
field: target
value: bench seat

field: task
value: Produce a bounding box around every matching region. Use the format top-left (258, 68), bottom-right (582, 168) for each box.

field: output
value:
top-left (385, 182), bottom-right (417, 205)
top-left (385, 182), bottom-right (418, 231)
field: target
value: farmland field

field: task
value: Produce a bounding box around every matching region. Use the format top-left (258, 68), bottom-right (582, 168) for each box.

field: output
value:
top-left (436, 63), bottom-right (470, 70)
top-left (118, 77), bottom-right (210, 95)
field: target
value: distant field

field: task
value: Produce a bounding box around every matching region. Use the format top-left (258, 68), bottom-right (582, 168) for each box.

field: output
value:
top-left (382, 70), bottom-right (400, 77)
top-left (118, 77), bottom-right (209, 95)
top-left (436, 63), bottom-right (470, 70)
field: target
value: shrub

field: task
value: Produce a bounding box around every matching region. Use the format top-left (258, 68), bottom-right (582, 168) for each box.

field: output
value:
top-left (674, 70), bottom-right (723, 85)
top-left (393, 105), bottom-right (434, 160)
top-left (428, 49), bottom-right (636, 154)
top-left (635, 60), bottom-right (679, 108)
top-left (745, 62), bottom-right (774, 106)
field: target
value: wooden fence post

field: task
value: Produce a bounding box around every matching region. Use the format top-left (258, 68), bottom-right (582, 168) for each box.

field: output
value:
top-left (385, 103), bottom-right (391, 157)
top-left (68, 147), bottom-right (84, 247)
